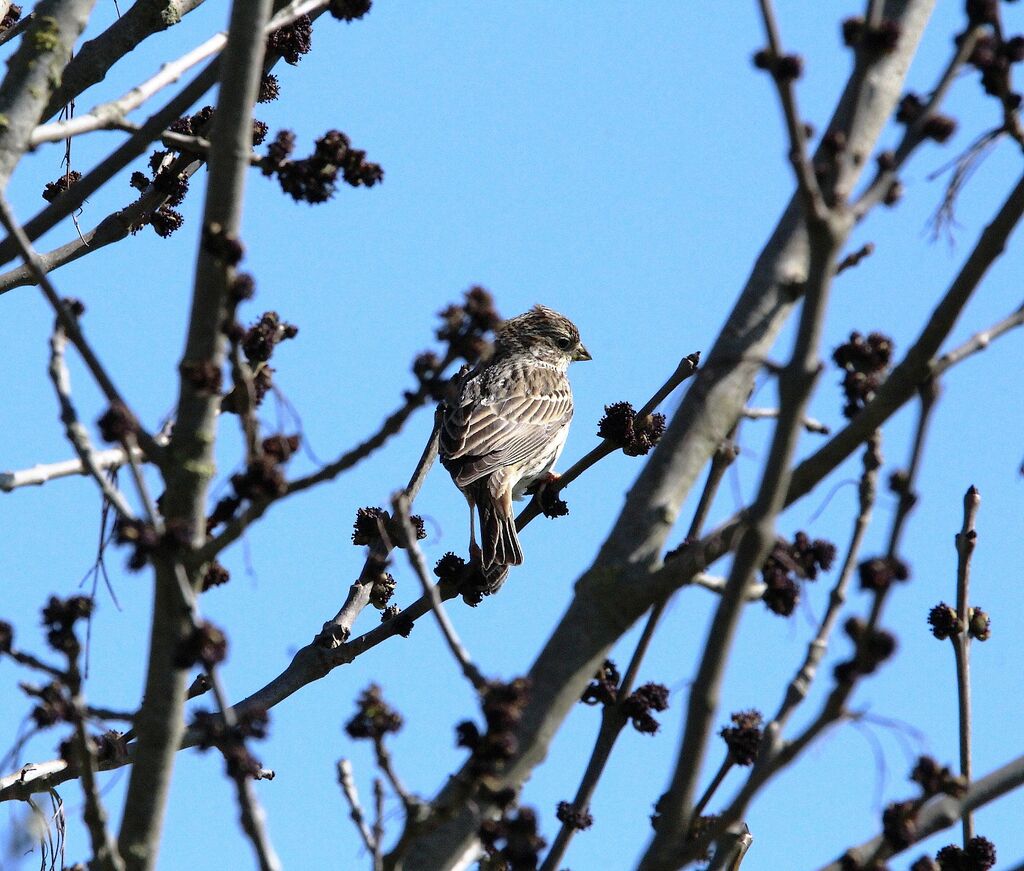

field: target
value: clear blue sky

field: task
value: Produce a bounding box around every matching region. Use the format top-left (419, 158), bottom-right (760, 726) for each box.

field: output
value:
top-left (2, 2), bottom-right (1023, 869)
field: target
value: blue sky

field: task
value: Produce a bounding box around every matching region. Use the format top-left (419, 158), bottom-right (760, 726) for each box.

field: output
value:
top-left (2, 2), bottom-right (1023, 869)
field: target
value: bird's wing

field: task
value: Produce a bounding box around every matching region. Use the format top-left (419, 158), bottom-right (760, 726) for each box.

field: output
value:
top-left (441, 379), bottom-right (572, 486)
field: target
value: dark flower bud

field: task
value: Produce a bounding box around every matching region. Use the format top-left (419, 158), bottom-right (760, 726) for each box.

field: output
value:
top-left (911, 755), bottom-right (967, 798)
top-left (434, 552), bottom-right (467, 583)
top-left (266, 15), bottom-right (312, 65)
top-left (202, 561), bottom-right (231, 591)
top-left (130, 171), bottom-right (150, 192)
top-left (842, 17), bottom-right (865, 46)
top-left (776, 54), bottom-right (804, 80)
top-left (597, 401), bottom-right (666, 456)
top-left (0, 620), bottom-right (12, 653)
top-left (922, 115), bottom-right (957, 143)
top-left (622, 682), bottom-right (670, 735)
top-left (257, 73), bottom-right (280, 103)
top-left (261, 433), bottom-right (300, 463)
top-left (896, 92), bottom-right (925, 125)
top-left (882, 799), bottom-right (918, 849)
top-left (455, 720), bottom-right (479, 749)
top-left (329, 0), bottom-right (371, 20)
top-left (581, 659), bottom-right (620, 706)
top-left (174, 620), bottom-right (228, 668)
top-left (556, 801), bottom-right (594, 831)
top-left (720, 709), bottom-right (764, 765)
top-left (345, 684), bottom-right (402, 740)
top-left (927, 603), bottom-right (960, 640)
top-left (41, 170), bottom-right (82, 203)
top-left (97, 401), bottom-right (138, 443)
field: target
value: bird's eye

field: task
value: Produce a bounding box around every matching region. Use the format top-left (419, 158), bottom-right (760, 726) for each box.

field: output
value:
top-left (556, 336), bottom-right (572, 350)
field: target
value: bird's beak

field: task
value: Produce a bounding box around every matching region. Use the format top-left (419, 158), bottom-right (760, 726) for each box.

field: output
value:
top-left (572, 344), bottom-right (592, 362)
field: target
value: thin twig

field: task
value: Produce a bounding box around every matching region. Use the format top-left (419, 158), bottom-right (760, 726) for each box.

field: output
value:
top-left (0, 431), bottom-right (170, 493)
top-left (755, 0), bottom-right (827, 221)
top-left (67, 657), bottom-right (124, 871)
top-left (932, 299), bottom-right (1024, 376)
top-left (337, 760), bottom-right (377, 860)
top-left (742, 407), bottom-right (830, 434)
top-left (373, 737), bottom-right (414, 816)
top-left (0, 11), bottom-right (33, 47)
top-left (391, 491), bottom-right (487, 693)
top-left (47, 322), bottom-right (136, 521)
top-left (952, 485), bottom-right (980, 844)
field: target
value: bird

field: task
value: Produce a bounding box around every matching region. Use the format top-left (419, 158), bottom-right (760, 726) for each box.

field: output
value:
top-left (439, 304), bottom-right (591, 592)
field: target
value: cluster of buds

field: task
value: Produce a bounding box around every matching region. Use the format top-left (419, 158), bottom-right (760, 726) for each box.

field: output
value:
top-left (760, 532), bottom-right (837, 616)
top-left (222, 311), bottom-right (299, 411)
top-left (895, 93), bottom-right (958, 143)
top-left (961, 0), bottom-right (1024, 107)
top-left (858, 555), bottom-right (910, 593)
top-left (173, 620), bottom-right (228, 669)
top-left (720, 709), bottom-right (764, 765)
top-left (580, 660), bottom-right (670, 735)
top-left (192, 707), bottom-right (270, 780)
top-left (841, 16), bottom-right (902, 54)
top-left (351, 506), bottom-right (426, 548)
top-left (597, 402), bottom-right (667, 457)
top-left (555, 800), bottom-right (594, 831)
top-left (922, 836), bottom-right (997, 870)
top-left (832, 332), bottom-right (894, 418)
top-left (266, 15), bottom-right (312, 65)
top-left (41, 170), bottom-right (82, 203)
top-left (456, 677), bottom-right (530, 776)
top-left (927, 602), bottom-right (991, 642)
top-left (435, 286), bottom-right (503, 366)
top-left (261, 129), bottom-right (383, 203)
top-left (41, 594), bottom-right (93, 655)
top-left (226, 435), bottom-right (299, 506)
top-left (478, 806), bottom-right (546, 870)
top-left (433, 552), bottom-right (490, 606)
top-left (345, 684), bottom-right (403, 740)
top-left (752, 48), bottom-right (804, 81)
top-left (834, 617), bottom-right (896, 683)
top-left (911, 755), bottom-right (966, 799)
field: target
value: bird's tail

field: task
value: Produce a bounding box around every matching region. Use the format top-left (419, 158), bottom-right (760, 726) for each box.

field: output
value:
top-left (477, 495), bottom-right (523, 593)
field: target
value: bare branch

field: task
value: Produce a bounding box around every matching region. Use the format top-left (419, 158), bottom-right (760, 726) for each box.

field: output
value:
top-left (391, 491), bottom-right (487, 693)
top-left (755, 0), bottom-right (827, 220)
top-left (1, 432), bottom-right (170, 493)
top-left (46, 322), bottom-right (136, 521)
top-left (116, 0), bottom-right (276, 863)
top-left (742, 406), bottom-right (830, 434)
top-left (952, 485), bottom-right (981, 844)
top-left (932, 298), bottom-right (1024, 376)
top-left (337, 760), bottom-right (377, 861)
top-left (42, 0), bottom-right (207, 122)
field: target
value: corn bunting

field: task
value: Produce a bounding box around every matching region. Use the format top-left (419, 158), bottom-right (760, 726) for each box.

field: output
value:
top-left (440, 305), bottom-right (590, 592)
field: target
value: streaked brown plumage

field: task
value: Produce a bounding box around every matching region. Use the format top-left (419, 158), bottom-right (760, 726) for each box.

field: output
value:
top-left (440, 305), bottom-right (590, 592)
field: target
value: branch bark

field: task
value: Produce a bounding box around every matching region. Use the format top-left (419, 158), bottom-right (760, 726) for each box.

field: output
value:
top-left (114, 0), bottom-right (273, 864)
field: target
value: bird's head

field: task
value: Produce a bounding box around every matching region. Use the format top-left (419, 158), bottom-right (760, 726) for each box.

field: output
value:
top-left (496, 305), bottom-right (591, 367)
